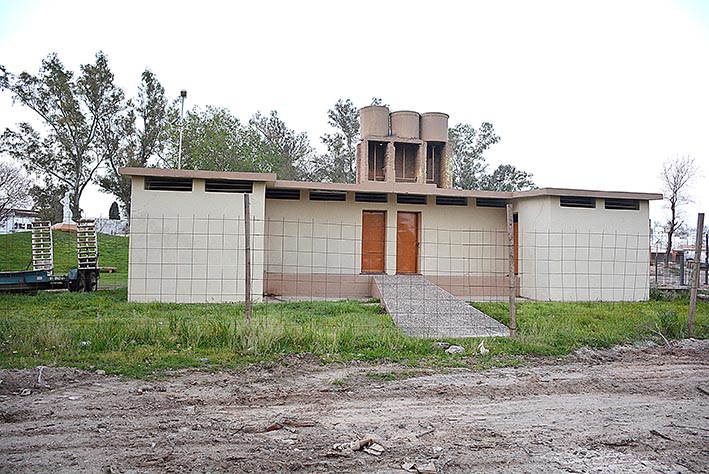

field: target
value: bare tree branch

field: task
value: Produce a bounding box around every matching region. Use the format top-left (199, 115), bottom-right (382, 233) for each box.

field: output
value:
top-left (660, 155), bottom-right (698, 261)
top-left (0, 162), bottom-right (32, 222)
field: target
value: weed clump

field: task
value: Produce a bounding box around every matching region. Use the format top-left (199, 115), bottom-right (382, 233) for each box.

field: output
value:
top-left (655, 310), bottom-right (686, 340)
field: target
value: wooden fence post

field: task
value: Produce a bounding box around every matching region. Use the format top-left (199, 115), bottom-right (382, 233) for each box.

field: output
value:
top-left (244, 194), bottom-right (252, 325)
top-left (506, 204), bottom-right (517, 338)
top-left (688, 212), bottom-right (704, 338)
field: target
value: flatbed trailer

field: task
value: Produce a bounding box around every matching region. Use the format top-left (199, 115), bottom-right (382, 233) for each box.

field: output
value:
top-left (0, 267), bottom-right (99, 293)
top-left (0, 219), bottom-right (100, 294)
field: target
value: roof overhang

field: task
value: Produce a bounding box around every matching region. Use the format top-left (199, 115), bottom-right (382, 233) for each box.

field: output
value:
top-left (270, 179), bottom-right (511, 199)
top-left (118, 167), bottom-right (277, 183)
top-left (118, 167), bottom-right (663, 201)
top-left (511, 187), bottom-right (663, 201)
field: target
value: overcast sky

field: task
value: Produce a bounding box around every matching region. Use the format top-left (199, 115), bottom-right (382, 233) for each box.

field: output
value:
top-left (1, 0), bottom-right (707, 231)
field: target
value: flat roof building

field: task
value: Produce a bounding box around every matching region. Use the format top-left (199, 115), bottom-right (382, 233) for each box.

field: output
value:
top-left (120, 107), bottom-right (662, 304)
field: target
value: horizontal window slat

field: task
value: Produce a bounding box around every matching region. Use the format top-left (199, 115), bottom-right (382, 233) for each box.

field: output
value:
top-left (476, 198), bottom-right (507, 208)
top-left (205, 179), bottom-right (253, 193)
top-left (145, 177), bottom-right (193, 191)
top-left (605, 198), bottom-right (639, 210)
top-left (266, 189), bottom-right (301, 200)
top-left (436, 196), bottom-right (467, 206)
top-left (310, 191), bottom-right (347, 202)
top-left (397, 194), bottom-right (427, 205)
top-left (560, 196), bottom-right (596, 208)
top-left (355, 192), bottom-right (388, 203)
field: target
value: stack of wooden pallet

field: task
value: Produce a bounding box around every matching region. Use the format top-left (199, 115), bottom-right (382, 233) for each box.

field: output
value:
top-left (31, 221), bottom-right (54, 275)
top-left (77, 219), bottom-right (98, 270)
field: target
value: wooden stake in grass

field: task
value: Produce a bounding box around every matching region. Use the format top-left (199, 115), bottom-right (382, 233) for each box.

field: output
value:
top-left (244, 194), bottom-right (252, 325)
top-left (688, 212), bottom-right (704, 338)
top-left (506, 204), bottom-right (517, 338)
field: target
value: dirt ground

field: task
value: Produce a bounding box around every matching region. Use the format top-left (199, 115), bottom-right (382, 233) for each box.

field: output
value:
top-left (1, 341), bottom-right (708, 474)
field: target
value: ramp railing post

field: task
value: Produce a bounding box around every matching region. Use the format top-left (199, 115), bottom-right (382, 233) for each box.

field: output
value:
top-left (244, 194), bottom-right (252, 325)
top-left (506, 204), bottom-right (517, 338)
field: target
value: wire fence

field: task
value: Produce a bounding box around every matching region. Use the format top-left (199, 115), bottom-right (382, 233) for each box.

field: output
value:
top-left (651, 245), bottom-right (709, 290)
top-left (1, 215), bottom-right (706, 338)
top-left (126, 215), bottom-right (509, 302)
top-left (123, 215), bottom-right (660, 300)
top-left (116, 214), bottom-right (672, 336)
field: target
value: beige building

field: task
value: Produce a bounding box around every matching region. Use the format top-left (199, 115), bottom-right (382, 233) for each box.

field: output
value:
top-left (121, 107), bottom-right (661, 303)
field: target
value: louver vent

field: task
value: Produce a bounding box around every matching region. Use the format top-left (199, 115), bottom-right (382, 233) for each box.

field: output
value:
top-left (310, 190), bottom-right (347, 202)
top-left (355, 192), bottom-right (388, 203)
top-left (560, 196), bottom-right (596, 208)
top-left (397, 194), bottom-right (427, 205)
top-left (436, 196), bottom-right (467, 206)
top-left (145, 177), bottom-right (193, 191)
top-left (205, 179), bottom-right (253, 193)
top-left (266, 188), bottom-right (301, 200)
top-left (476, 198), bottom-right (507, 208)
top-left (605, 198), bottom-right (639, 210)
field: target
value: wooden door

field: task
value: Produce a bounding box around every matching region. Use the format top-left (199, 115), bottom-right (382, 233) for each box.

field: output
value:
top-left (396, 212), bottom-right (419, 274)
top-left (361, 211), bottom-right (386, 273)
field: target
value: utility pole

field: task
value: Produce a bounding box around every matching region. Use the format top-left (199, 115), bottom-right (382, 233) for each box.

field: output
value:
top-left (177, 89), bottom-right (187, 169)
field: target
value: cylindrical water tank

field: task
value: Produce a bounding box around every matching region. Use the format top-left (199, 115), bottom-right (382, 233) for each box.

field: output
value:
top-left (390, 110), bottom-right (420, 139)
top-left (359, 105), bottom-right (390, 137)
top-left (420, 112), bottom-right (449, 142)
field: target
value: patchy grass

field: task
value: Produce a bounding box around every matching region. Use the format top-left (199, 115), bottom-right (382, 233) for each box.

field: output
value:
top-left (473, 299), bottom-right (708, 356)
top-left (0, 289), bottom-right (445, 377)
top-left (0, 289), bottom-right (707, 378)
top-left (0, 230), bottom-right (128, 287)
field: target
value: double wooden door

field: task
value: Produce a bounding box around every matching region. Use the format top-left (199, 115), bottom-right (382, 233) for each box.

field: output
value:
top-left (361, 211), bottom-right (420, 274)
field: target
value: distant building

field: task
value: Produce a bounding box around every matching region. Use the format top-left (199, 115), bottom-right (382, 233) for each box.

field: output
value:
top-left (95, 218), bottom-right (129, 236)
top-left (0, 208), bottom-right (39, 234)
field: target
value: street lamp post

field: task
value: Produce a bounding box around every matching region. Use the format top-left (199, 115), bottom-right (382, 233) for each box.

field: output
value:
top-left (178, 89), bottom-right (187, 169)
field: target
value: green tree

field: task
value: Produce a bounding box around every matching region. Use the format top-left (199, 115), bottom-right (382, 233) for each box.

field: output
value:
top-left (448, 122), bottom-right (536, 191)
top-left (307, 99), bottom-right (359, 183)
top-left (109, 201), bottom-right (120, 220)
top-left (481, 164), bottom-right (536, 192)
top-left (0, 52), bottom-right (125, 221)
top-left (370, 97), bottom-right (388, 107)
top-left (160, 107), bottom-right (312, 179)
top-left (249, 110), bottom-right (312, 179)
top-left (97, 69), bottom-right (168, 217)
top-left (29, 178), bottom-right (67, 224)
top-left (448, 122), bottom-right (500, 190)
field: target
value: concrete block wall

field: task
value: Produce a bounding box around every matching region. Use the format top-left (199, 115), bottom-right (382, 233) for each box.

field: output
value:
top-left (515, 196), bottom-right (651, 301)
top-left (263, 195), bottom-right (508, 298)
top-left (128, 176), bottom-right (266, 303)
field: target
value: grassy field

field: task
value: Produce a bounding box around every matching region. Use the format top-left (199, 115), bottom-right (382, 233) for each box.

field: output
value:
top-left (1, 288), bottom-right (706, 378)
top-left (2, 231), bottom-right (707, 377)
top-left (0, 230), bottom-right (128, 287)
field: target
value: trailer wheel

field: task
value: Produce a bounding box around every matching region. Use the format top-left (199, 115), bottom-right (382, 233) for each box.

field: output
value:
top-left (87, 271), bottom-right (98, 292)
top-left (69, 274), bottom-right (83, 292)
top-left (76, 273), bottom-right (86, 292)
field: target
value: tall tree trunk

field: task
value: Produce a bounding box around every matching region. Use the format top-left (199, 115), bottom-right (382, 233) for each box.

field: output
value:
top-left (665, 202), bottom-right (676, 267)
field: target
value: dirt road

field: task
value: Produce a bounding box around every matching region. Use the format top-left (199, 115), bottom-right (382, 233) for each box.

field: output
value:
top-left (1, 341), bottom-right (708, 473)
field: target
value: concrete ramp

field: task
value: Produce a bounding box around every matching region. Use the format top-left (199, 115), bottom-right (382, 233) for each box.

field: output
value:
top-left (374, 274), bottom-right (509, 338)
